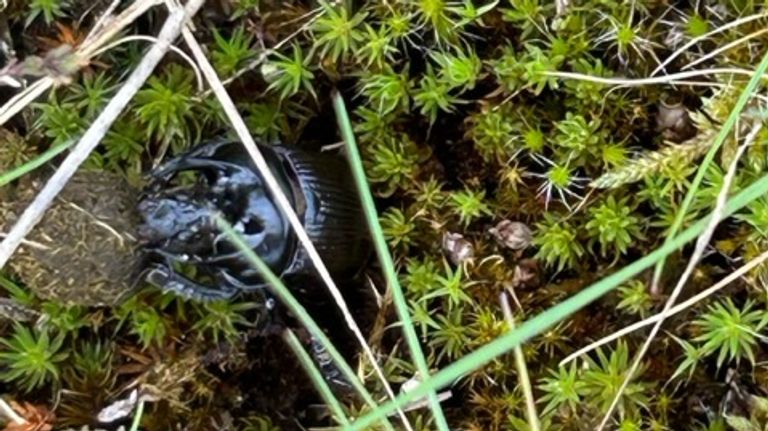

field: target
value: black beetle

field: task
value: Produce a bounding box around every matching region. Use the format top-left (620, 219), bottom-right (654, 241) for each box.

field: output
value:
top-left (136, 138), bottom-right (369, 302)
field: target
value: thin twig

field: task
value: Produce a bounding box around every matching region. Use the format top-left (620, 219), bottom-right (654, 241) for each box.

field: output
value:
top-left (660, 80), bottom-right (768, 103)
top-left (560, 247), bottom-right (768, 366)
top-left (0, 78), bottom-right (52, 126)
top-left (597, 79), bottom-right (768, 106)
top-left (87, 0), bottom-right (123, 38)
top-left (547, 67), bottom-right (768, 87)
top-left (0, 0), bottom-right (163, 127)
top-left (80, 0), bottom-right (164, 53)
top-left (651, 11), bottom-right (768, 76)
top-left (0, 398), bottom-right (25, 425)
top-left (91, 34), bottom-right (204, 91)
top-left (501, 292), bottom-right (540, 431)
top-left (0, 0), bottom-right (205, 269)
top-left (596, 120), bottom-right (760, 431)
top-left (0, 233), bottom-right (51, 251)
top-left (173, 11), bottom-right (414, 431)
top-left (681, 28), bottom-right (768, 71)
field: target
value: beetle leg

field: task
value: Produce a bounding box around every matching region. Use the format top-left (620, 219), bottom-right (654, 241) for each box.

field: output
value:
top-left (148, 140), bottom-right (241, 184)
top-left (309, 335), bottom-right (354, 394)
top-left (151, 157), bottom-right (230, 180)
top-left (218, 269), bottom-right (269, 291)
top-left (145, 265), bottom-right (239, 302)
top-left (151, 140), bottom-right (227, 174)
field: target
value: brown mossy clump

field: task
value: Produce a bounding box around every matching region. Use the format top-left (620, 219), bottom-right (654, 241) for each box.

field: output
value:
top-left (1, 169), bottom-right (143, 306)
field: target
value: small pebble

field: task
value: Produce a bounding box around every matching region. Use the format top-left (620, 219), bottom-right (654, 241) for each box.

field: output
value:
top-left (488, 220), bottom-right (532, 250)
top-left (441, 232), bottom-right (474, 265)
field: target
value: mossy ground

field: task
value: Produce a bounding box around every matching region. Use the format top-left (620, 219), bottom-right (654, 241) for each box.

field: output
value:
top-left (1, 0), bottom-right (768, 430)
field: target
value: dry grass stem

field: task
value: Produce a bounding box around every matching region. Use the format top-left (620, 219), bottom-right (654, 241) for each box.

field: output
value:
top-left (0, 397), bottom-right (26, 425)
top-left (0, 0), bottom-right (163, 127)
top-left (547, 68), bottom-right (768, 87)
top-left (681, 28), bottom-right (768, 71)
top-left (0, 233), bottom-right (51, 251)
top-left (0, 78), bottom-right (53, 126)
top-left (91, 35), bottom-right (204, 91)
top-left (86, 0), bottom-right (124, 39)
top-left (79, 0), bottom-right (164, 54)
top-left (0, 0), bottom-right (205, 269)
top-left (652, 11), bottom-right (768, 76)
top-left (596, 120), bottom-right (760, 430)
top-left (173, 9), bottom-right (414, 431)
top-left (561, 247), bottom-right (768, 365)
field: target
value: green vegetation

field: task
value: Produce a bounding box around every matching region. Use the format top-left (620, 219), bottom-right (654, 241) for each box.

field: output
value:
top-left (2, 0), bottom-right (768, 430)
top-left (0, 324), bottom-right (68, 393)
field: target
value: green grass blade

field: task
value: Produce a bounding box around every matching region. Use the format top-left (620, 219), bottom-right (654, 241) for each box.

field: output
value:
top-left (215, 216), bottom-right (395, 431)
top-left (0, 140), bottom-right (73, 187)
top-left (283, 328), bottom-right (350, 426)
top-left (345, 170), bottom-right (768, 430)
top-left (332, 91), bottom-right (451, 431)
top-left (653, 49), bottom-right (768, 288)
top-left (129, 399), bottom-right (145, 431)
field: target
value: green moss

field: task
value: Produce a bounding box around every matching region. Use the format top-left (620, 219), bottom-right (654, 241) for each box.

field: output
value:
top-left (9, 0), bottom-right (768, 428)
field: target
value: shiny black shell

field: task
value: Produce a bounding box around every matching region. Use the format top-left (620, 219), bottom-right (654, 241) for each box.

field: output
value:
top-left (137, 139), bottom-right (369, 296)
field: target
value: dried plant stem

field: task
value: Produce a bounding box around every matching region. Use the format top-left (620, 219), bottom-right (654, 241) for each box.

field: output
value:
top-left (0, 0), bottom-right (205, 269)
top-left (664, 81), bottom-right (768, 102)
top-left (681, 28), bottom-right (768, 71)
top-left (0, 234), bottom-right (49, 250)
top-left (79, 0), bottom-right (164, 55)
top-left (0, 0), bottom-right (163, 127)
top-left (561, 247), bottom-right (768, 366)
top-left (0, 398), bottom-right (25, 425)
top-left (547, 67), bottom-right (768, 87)
top-left (501, 293), bottom-right (540, 431)
top-left (88, 0), bottom-right (122, 36)
top-left (174, 12), bottom-right (414, 431)
top-left (91, 35), bottom-right (204, 91)
top-left (0, 78), bottom-right (52, 126)
top-left (596, 121), bottom-right (759, 431)
top-left (652, 11), bottom-right (768, 76)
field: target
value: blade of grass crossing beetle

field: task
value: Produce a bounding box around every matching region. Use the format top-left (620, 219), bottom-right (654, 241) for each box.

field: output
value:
top-left (129, 400), bottom-right (145, 431)
top-left (0, 140), bottom-right (74, 187)
top-left (344, 170), bottom-right (768, 430)
top-left (215, 216), bottom-right (395, 431)
top-left (332, 92), bottom-right (451, 431)
top-left (653, 48), bottom-right (768, 290)
top-left (283, 328), bottom-right (351, 426)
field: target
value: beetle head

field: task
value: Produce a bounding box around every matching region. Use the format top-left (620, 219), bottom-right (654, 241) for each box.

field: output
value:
top-left (136, 193), bottom-right (217, 255)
